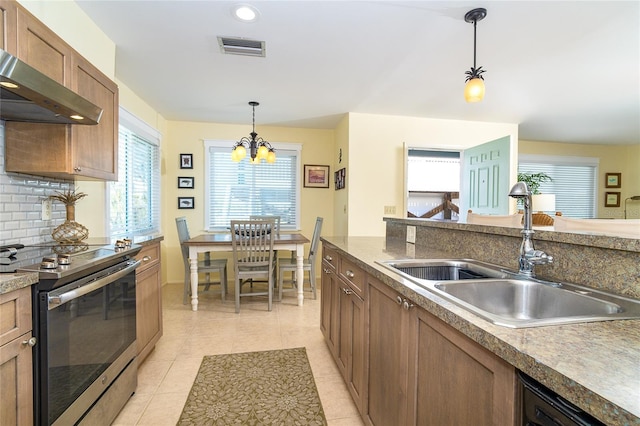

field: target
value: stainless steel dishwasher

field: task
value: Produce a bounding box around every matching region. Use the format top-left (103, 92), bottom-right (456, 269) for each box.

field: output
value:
top-left (519, 372), bottom-right (605, 426)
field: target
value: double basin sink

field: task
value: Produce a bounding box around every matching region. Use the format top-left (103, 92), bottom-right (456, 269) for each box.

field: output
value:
top-left (376, 259), bottom-right (640, 328)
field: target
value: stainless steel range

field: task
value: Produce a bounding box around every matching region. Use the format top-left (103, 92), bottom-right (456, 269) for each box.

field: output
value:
top-left (11, 241), bottom-right (141, 425)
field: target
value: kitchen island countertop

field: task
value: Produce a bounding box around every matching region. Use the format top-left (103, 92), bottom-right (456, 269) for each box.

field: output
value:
top-left (322, 235), bottom-right (640, 426)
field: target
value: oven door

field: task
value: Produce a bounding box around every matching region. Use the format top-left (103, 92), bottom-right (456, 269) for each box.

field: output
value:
top-left (34, 260), bottom-right (139, 426)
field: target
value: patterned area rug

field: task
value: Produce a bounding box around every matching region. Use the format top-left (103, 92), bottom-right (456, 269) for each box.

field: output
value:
top-left (177, 347), bottom-right (327, 425)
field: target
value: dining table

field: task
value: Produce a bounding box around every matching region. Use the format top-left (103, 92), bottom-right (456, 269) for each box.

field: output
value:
top-left (183, 232), bottom-right (310, 311)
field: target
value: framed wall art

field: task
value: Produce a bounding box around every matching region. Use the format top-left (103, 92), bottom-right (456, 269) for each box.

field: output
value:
top-left (605, 173), bottom-right (621, 188)
top-left (180, 153), bottom-right (193, 169)
top-left (178, 197), bottom-right (195, 209)
top-left (605, 192), bottom-right (620, 207)
top-left (335, 167), bottom-right (346, 190)
top-left (303, 164), bottom-right (330, 188)
top-left (178, 176), bottom-right (194, 189)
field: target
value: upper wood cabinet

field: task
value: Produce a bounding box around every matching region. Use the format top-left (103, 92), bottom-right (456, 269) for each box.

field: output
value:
top-left (1, 0), bottom-right (119, 181)
top-left (0, 0), bottom-right (17, 54)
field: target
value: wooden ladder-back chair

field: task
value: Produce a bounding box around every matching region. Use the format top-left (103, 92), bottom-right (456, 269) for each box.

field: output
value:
top-left (230, 219), bottom-right (276, 313)
top-left (176, 217), bottom-right (228, 304)
top-left (278, 217), bottom-right (323, 300)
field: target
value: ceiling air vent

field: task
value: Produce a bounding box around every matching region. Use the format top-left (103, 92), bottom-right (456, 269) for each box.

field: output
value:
top-left (217, 36), bottom-right (265, 57)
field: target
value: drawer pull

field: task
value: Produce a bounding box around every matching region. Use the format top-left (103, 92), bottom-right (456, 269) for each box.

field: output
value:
top-left (396, 296), bottom-right (403, 305)
top-left (22, 337), bottom-right (37, 347)
top-left (142, 255), bottom-right (152, 262)
top-left (323, 268), bottom-right (332, 274)
top-left (345, 270), bottom-right (355, 278)
top-left (342, 287), bottom-right (354, 295)
top-left (324, 255), bottom-right (333, 262)
top-left (402, 300), bottom-right (415, 311)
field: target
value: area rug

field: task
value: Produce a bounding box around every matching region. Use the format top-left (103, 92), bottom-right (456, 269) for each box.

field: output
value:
top-left (177, 347), bottom-right (327, 425)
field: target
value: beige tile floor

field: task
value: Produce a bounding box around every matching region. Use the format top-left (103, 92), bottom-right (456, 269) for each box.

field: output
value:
top-left (112, 282), bottom-right (364, 426)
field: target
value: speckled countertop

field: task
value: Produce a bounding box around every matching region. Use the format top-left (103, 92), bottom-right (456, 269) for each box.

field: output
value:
top-left (322, 236), bottom-right (640, 426)
top-left (0, 234), bottom-right (164, 295)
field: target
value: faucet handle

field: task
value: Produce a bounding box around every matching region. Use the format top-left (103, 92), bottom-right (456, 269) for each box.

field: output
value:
top-left (527, 250), bottom-right (553, 265)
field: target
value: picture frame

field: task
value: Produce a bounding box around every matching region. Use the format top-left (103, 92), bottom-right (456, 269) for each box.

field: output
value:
top-left (335, 167), bottom-right (346, 190)
top-left (180, 153), bottom-right (193, 169)
top-left (303, 164), bottom-right (330, 188)
top-left (605, 172), bottom-right (621, 188)
top-left (178, 176), bottom-right (194, 189)
top-left (178, 197), bottom-right (195, 209)
top-left (605, 192), bottom-right (621, 207)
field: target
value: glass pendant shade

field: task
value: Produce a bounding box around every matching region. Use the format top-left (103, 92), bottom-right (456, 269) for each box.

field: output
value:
top-left (257, 144), bottom-right (269, 159)
top-left (231, 145), bottom-right (247, 161)
top-left (464, 78), bottom-right (485, 102)
top-left (266, 150), bottom-right (276, 163)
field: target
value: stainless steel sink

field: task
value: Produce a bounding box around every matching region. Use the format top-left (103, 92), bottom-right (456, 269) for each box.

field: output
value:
top-left (376, 259), bottom-right (640, 328)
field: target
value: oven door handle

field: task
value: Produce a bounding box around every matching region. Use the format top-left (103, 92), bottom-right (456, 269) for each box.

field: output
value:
top-left (48, 260), bottom-right (140, 309)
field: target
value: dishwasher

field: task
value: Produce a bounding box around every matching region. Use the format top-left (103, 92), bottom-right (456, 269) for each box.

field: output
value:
top-left (519, 372), bottom-right (605, 426)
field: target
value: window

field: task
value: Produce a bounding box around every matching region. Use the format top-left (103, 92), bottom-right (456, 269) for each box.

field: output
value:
top-left (407, 149), bottom-right (460, 219)
top-left (109, 108), bottom-right (161, 237)
top-left (204, 140), bottom-right (301, 231)
top-left (518, 155), bottom-right (598, 218)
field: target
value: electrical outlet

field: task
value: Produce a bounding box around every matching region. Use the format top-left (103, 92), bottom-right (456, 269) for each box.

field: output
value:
top-left (42, 199), bottom-right (52, 220)
top-left (384, 205), bottom-right (396, 215)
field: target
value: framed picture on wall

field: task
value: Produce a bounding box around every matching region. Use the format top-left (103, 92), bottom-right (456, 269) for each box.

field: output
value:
top-left (605, 173), bottom-right (621, 188)
top-left (180, 153), bottom-right (193, 169)
top-left (303, 164), bottom-right (330, 188)
top-left (178, 197), bottom-right (195, 209)
top-left (335, 167), bottom-right (346, 190)
top-left (178, 176), bottom-right (194, 189)
top-left (605, 192), bottom-right (620, 207)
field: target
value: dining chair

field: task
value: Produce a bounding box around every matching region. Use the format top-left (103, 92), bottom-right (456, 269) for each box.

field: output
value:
top-left (230, 219), bottom-right (276, 313)
top-left (278, 217), bottom-right (323, 300)
top-left (249, 215), bottom-right (281, 235)
top-left (176, 217), bottom-right (228, 304)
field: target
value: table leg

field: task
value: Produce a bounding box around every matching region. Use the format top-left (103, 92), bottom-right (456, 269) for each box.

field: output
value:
top-left (296, 245), bottom-right (304, 306)
top-left (189, 255), bottom-right (199, 311)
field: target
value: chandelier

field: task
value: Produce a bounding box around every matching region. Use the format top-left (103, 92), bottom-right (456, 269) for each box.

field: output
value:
top-left (231, 101), bottom-right (276, 163)
top-left (464, 8), bottom-right (487, 103)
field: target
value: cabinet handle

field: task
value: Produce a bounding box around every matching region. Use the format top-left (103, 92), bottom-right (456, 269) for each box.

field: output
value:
top-left (345, 270), bottom-right (355, 279)
top-left (74, 167), bottom-right (82, 172)
top-left (324, 255), bottom-right (333, 261)
top-left (402, 300), bottom-right (415, 311)
top-left (142, 255), bottom-right (152, 262)
top-left (396, 296), bottom-right (403, 305)
top-left (342, 287), bottom-right (353, 295)
top-left (323, 268), bottom-right (332, 274)
top-left (22, 337), bottom-right (37, 347)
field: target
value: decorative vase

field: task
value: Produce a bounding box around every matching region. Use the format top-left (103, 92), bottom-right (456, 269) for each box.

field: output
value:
top-left (52, 204), bottom-right (90, 243)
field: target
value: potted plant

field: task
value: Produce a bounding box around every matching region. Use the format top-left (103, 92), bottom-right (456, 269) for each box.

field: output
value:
top-left (516, 172), bottom-right (552, 195)
top-left (516, 173), bottom-right (556, 213)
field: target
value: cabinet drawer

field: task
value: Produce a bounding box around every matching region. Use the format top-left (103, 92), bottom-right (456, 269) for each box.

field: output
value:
top-left (339, 257), bottom-right (365, 297)
top-left (135, 243), bottom-right (160, 274)
top-left (322, 246), bottom-right (338, 270)
top-left (0, 286), bottom-right (32, 346)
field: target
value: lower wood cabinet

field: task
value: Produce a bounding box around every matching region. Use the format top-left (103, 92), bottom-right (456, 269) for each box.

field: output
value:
top-left (135, 241), bottom-right (163, 363)
top-left (0, 286), bottom-right (34, 425)
top-left (321, 246), bottom-right (519, 426)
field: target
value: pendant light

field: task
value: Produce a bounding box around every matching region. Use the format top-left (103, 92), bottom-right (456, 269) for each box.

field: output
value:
top-left (464, 8), bottom-right (487, 103)
top-left (231, 101), bottom-right (276, 163)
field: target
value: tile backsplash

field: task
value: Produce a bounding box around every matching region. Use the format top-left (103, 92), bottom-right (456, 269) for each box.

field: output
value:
top-left (0, 122), bottom-right (71, 246)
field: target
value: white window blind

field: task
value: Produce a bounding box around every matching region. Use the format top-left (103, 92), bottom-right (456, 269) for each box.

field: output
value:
top-left (518, 155), bottom-right (598, 218)
top-left (204, 140), bottom-right (301, 231)
top-left (109, 108), bottom-right (161, 237)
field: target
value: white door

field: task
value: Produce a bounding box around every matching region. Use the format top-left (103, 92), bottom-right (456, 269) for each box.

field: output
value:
top-left (460, 136), bottom-right (512, 219)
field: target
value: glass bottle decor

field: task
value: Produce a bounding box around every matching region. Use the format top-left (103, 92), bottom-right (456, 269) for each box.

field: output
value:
top-left (49, 189), bottom-right (90, 243)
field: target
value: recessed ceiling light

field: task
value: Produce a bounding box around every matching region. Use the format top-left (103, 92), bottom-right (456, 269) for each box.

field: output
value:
top-left (232, 4), bottom-right (259, 23)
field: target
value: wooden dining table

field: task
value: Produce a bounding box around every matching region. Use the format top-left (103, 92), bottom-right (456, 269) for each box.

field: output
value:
top-left (183, 232), bottom-right (310, 311)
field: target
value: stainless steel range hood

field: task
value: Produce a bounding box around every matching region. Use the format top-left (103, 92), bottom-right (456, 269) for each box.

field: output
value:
top-left (0, 49), bottom-right (102, 125)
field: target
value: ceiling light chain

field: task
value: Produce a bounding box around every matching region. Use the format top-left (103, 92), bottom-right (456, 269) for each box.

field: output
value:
top-left (231, 101), bottom-right (276, 164)
top-left (464, 8), bottom-right (487, 103)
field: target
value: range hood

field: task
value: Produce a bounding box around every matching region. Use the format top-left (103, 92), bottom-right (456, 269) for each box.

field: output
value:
top-left (0, 49), bottom-right (102, 125)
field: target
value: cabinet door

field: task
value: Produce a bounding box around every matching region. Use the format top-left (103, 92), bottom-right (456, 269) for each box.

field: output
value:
top-left (366, 277), bottom-right (413, 426)
top-left (0, 0), bottom-right (17, 54)
top-left (339, 281), bottom-right (365, 414)
top-left (16, 6), bottom-right (72, 85)
top-left (320, 262), bottom-right (340, 360)
top-left (71, 54), bottom-right (119, 180)
top-left (136, 263), bottom-right (162, 363)
top-left (0, 332), bottom-right (34, 426)
top-left (413, 309), bottom-right (517, 426)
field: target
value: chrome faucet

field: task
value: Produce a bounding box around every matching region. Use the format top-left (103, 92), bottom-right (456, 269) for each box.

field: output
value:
top-left (508, 182), bottom-right (553, 277)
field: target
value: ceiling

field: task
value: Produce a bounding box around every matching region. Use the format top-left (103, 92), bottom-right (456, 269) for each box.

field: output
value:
top-left (75, 1), bottom-right (639, 145)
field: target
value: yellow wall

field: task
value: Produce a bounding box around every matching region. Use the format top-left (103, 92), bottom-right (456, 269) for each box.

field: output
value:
top-left (161, 121), bottom-right (335, 284)
top-left (519, 140), bottom-right (640, 218)
top-left (345, 113), bottom-right (519, 236)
